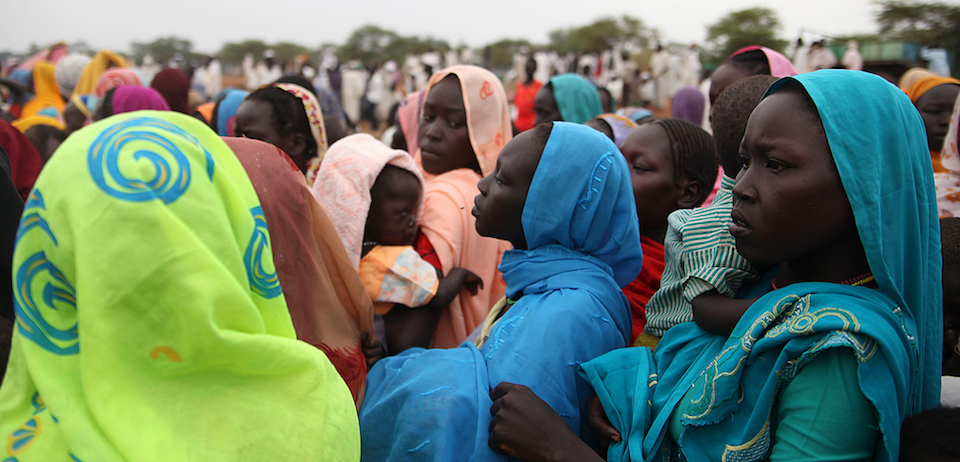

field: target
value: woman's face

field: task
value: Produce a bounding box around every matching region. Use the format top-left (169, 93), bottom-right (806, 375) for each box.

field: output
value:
top-left (234, 100), bottom-right (306, 172)
top-left (473, 130), bottom-right (540, 249)
top-left (730, 91), bottom-right (856, 267)
top-left (533, 85), bottom-right (562, 126)
top-left (619, 124), bottom-right (689, 235)
top-left (915, 83), bottom-right (959, 152)
top-left (418, 75), bottom-right (476, 175)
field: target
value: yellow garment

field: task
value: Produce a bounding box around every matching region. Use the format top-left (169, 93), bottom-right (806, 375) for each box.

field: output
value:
top-left (71, 50), bottom-right (128, 98)
top-left (11, 116), bottom-right (64, 132)
top-left (905, 75), bottom-right (960, 102)
top-left (20, 62), bottom-right (64, 119)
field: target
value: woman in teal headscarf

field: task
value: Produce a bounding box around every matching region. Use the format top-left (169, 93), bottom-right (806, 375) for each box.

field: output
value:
top-left (487, 70), bottom-right (941, 462)
top-left (534, 73), bottom-right (604, 125)
top-left (358, 122), bottom-right (641, 461)
top-left (212, 89), bottom-right (249, 136)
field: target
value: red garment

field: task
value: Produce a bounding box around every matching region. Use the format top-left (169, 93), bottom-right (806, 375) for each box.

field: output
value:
top-left (0, 119), bottom-right (43, 200)
top-left (416, 230), bottom-right (442, 271)
top-left (151, 68), bottom-right (191, 114)
top-left (623, 235), bottom-right (665, 343)
top-left (514, 80), bottom-right (542, 132)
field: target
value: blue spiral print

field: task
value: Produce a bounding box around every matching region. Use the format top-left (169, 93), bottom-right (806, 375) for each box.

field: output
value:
top-left (14, 252), bottom-right (79, 355)
top-left (15, 190), bottom-right (57, 247)
top-left (87, 117), bottom-right (215, 204)
top-left (244, 206), bottom-right (281, 299)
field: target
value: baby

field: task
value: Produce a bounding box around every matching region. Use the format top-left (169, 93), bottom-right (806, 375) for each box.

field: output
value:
top-left (313, 133), bottom-right (480, 354)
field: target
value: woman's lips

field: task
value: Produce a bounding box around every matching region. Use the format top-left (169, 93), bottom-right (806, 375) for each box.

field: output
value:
top-left (729, 209), bottom-right (752, 237)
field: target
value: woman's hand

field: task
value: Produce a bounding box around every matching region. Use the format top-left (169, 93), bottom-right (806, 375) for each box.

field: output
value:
top-left (362, 332), bottom-right (384, 370)
top-left (488, 382), bottom-right (603, 462)
top-left (586, 393), bottom-right (621, 455)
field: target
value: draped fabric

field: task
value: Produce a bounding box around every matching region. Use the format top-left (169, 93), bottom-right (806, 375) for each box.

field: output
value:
top-left (582, 69), bottom-right (941, 462)
top-left (0, 111), bottom-right (360, 461)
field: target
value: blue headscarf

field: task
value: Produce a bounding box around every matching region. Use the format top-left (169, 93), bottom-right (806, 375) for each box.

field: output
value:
top-left (316, 86), bottom-right (348, 127)
top-left (215, 89), bottom-right (249, 137)
top-left (358, 122), bottom-right (642, 461)
top-left (549, 74), bottom-right (603, 124)
top-left (580, 70), bottom-right (941, 462)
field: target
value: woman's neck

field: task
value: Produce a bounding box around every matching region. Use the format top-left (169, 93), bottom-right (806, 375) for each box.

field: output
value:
top-left (777, 228), bottom-right (870, 287)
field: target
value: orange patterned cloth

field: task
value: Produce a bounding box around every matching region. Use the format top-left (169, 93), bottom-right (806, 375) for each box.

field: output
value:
top-left (359, 245), bottom-right (439, 315)
top-left (936, 93), bottom-right (960, 217)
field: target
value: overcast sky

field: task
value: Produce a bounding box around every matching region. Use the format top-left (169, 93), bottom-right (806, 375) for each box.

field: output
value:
top-left (5, 0), bottom-right (954, 54)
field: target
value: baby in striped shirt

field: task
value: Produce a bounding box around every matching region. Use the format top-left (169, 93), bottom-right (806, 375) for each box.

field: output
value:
top-left (641, 76), bottom-right (778, 342)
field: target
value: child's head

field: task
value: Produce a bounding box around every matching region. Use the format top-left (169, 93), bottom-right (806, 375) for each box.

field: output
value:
top-left (235, 84), bottom-right (324, 174)
top-left (619, 118), bottom-right (717, 241)
top-left (709, 49), bottom-right (771, 105)
top-left (711, 75), bottom-right (779, 176)
top-left (942, 217), bottom-right (960, 375)
top-left (473, 123), bottom-right (552, 249)
top-left (899, 406), bottom-right (960, 462)
top-left (364, 165), bottom-right (422, 247)
top-left (418, 65), bottom-right (512, 178)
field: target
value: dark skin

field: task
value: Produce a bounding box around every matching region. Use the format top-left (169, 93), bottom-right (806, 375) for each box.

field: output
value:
top-left (233, 99), bottom-right (312, 173)
top-left (63, 102), bottom-right (86, 137)
top-left (533, 85), bottom-right (563, 126)
top-left (525, 59), bottom-right (537, 85)
top-left (709, 63), bottom-right (755, 106)
top-left (366, 168), bottom-right (482, 353)
top-left (915, 83), bottom-right (960, 152)
top-left (490, 90), bottom-right (874, 462)
top-left (619, 125), bottom-right (701, 244)
top-left (419, 75), bottom-right (481, 176)
top-left (473, 129), bottom-right (545, 250)
top-left (583, 118), bottom-right (614, 143)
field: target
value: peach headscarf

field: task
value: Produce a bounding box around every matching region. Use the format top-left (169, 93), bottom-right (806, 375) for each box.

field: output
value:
top-left (225, 137), bottom-right (375, 406)
top-left (418, 65), bottom-right (512, 348)
top-left (899, 67), bottom-right (936, 92)
top-left (312, 133), bottom-right (425, 270)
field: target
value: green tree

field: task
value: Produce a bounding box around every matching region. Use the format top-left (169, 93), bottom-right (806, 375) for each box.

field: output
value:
top-left (218, 40), bottom-right (269, 66)
top-left (704, 7), bottom-right (787, 66)
top-left (131, 36), bottom-right (195, 65)
top-left (875, 0), bottom-right (960, 74)
top-left (272, 42), bottom-right (310, 66)
top-left (337, 25), bottom-right (402, 66)
top-left (483, 38), bottom-right (533, 72)
top-left (549, 16), bottom-right (654, 55)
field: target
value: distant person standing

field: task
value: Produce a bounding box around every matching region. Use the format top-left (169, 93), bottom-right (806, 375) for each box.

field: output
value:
top-left (513, 58), bottom-right (542, 133)
top-left (650, 44), bottom-right (670, 110)
top-left (792, 38), bottom-right (810, 73)
top-left (842, 41), bottom-right (864, 71)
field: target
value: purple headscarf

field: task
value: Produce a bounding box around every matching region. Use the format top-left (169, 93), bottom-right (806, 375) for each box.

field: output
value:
top-left (111, 86), bottom-right (170, 115)
top-left (671, 87), bottom-right (705, 126)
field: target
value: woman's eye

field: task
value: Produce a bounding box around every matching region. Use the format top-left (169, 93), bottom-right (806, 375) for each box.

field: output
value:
top-left (766, 159), bottom-right (787, 172)
top-left (738, 155), bottom-right (751, 168)
top-left (449, 121), bottom-right (463, 129)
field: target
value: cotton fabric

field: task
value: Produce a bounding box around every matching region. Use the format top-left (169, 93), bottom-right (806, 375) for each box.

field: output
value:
top-left (549, 73), bottom-right (604, 124)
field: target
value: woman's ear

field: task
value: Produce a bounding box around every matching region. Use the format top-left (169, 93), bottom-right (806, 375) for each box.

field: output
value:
top-left (288, 132), bottom-right (310, 159)
top-left (676, 177), bottom-right (703, 209)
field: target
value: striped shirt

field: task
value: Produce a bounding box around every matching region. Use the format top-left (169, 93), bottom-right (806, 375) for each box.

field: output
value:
top-left (643, 176), bottom-right (759, 337)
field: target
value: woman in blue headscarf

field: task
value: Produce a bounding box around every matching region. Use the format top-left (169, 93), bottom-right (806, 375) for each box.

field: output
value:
top-left (211, 89), bottom-right (249, 137)
top-left (358, 122), bottom-right (642, 461)
top-left (534, 74), bottom-right (604, 125)
top-left (487, 70), bottom-right (941, 462)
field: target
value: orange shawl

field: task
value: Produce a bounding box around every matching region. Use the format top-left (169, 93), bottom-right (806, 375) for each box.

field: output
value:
top-left (418, 65), bottom-right (513, 347)
top-left (225, 137), bottom-right (375, 405)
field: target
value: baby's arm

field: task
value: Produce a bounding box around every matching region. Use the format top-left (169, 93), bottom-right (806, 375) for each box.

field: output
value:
top-left (381, 268), bottom-right (482, 353)
top-left (691, 291), bottom-right (758, 336)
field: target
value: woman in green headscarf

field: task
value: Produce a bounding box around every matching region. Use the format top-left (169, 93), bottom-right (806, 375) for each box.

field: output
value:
top-left (0, 111), bottom-right (359, 461)
top-left (533, 73), bottom-right (604, 125)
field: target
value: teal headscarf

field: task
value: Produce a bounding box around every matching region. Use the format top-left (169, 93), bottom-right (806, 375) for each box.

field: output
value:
top-left (549, 74), bottom-right (604, 124)
top-left (580, 70), bottom-right (941, 462)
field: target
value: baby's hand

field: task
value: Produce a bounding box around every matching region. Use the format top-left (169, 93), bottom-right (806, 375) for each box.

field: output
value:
top-left (461, 269), bottom-right (484, 296)
top-left (361, 332), bottom-right (384, 370)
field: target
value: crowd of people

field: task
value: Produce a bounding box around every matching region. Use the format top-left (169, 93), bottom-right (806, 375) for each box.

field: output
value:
top-left (0, 37), bottom-right (958, 461)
